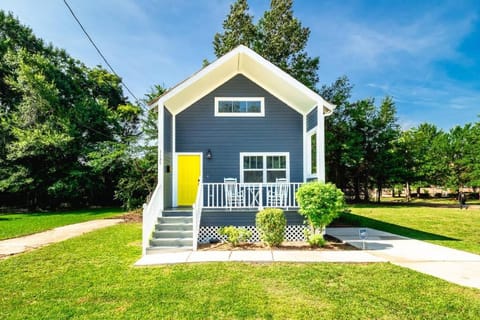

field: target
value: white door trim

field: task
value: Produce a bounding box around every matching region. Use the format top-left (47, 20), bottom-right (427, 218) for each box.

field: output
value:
top-left (173, 152), bottom-right (203, 207)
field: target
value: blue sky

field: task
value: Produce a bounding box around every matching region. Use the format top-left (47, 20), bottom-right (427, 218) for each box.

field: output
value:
top-left (2, 0), bottom-right (479, 130)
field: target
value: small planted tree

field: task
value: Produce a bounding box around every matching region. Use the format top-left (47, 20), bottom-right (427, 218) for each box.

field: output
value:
top-left (296, 182), bottom-right (346, 246)
top-left (256, 208), bottom-right (286, 247)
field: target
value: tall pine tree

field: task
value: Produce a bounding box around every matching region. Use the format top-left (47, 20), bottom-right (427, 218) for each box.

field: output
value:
top-left (255, 0), bottom-right (319, 89)
top-left (213, 0), bottom-right (256, 56)
top-left (213, 0), bottom-right (319, 90)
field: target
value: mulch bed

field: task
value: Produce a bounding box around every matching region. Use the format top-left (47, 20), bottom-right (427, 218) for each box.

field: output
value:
top-left (198, 234), bottom-right (357, 251)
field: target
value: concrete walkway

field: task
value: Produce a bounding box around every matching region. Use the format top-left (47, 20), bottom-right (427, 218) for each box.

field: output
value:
top-left (0, 219), bottom-right (124, 258)
top-left (328, 228), bottom-right (480, 289)
top-left (136, 227), bottom-right (480, 290)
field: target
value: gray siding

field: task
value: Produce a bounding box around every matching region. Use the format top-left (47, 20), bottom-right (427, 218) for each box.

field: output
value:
top-left (163, 108), bottom-right (172, 209)
top-left (200, 210), bottom-right (304, 226)
top-left (176, 74), bottom-right (303, 183)
top-left (306, 108), bottom-right (317, 131)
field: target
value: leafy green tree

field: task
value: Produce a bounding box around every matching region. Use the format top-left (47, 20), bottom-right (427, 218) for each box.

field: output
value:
top-left (113, 84), bottom-right (166, 209)
top-left (0, 11), bottom-right (141, 209)
top-left (296, 182), bottom-right (345, 241)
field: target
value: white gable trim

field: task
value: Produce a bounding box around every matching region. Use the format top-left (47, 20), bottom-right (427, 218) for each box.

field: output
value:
top-left (152, 45), bottom-right (335, 116)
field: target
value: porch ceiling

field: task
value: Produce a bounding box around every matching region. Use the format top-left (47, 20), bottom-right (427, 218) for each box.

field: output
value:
top-left (151, 45), bottom-right (335, 116)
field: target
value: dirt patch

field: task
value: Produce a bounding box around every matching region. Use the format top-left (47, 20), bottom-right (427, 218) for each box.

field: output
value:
top-left (111, 209), bottom-right (142, 223)
top-left (198, 234), bottom-right (357, 251)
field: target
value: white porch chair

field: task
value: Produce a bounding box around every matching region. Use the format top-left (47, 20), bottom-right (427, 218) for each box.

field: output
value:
top-left (267, 178), bottom-right (289, 208)
top-left (224, 178), bottom-right (245, 209)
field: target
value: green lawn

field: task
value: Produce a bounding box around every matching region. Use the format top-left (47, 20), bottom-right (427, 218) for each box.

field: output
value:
top-left (342, 203), bottom-right (480, 255)
top-left (0, 208), bottom-right (124, 240)
top-left (0, 223), bottom-right (479, 319)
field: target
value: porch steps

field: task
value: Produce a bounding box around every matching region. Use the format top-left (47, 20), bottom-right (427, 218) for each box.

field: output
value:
top-left (147, 210), bottom-right (193, 254)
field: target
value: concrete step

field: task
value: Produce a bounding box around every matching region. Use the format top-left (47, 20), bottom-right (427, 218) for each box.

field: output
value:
top-left (150, 238), bottom-right (193, 247)
top-left (158, 216), bottom-right (192, 224)
top-left (156, 223), bottom-right (193, 231)
top-left (146, 246), bottom-right (193, 254)
top-left (163, 210), bottom-right (192, 217)
top-left (153, 230), bottom-right (192, 239)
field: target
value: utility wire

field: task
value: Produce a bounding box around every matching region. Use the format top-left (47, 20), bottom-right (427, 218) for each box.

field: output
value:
top-left (62, 0), bottom-right (144, 109)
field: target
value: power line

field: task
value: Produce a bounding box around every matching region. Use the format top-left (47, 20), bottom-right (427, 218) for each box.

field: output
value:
top-left (62, 0), bottom-right (144, 108)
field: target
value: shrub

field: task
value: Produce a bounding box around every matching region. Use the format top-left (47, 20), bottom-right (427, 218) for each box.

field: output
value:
top-left (296, 182), bottom-right (346, 245)
top-left (256, 208), bottom-right (286, 247)
top-left (217, 226), bottom-right (252, 246)
top-left (304, 230), bottom-right (326, 247)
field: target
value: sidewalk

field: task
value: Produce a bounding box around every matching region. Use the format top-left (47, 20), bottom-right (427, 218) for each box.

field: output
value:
top-left (135, 249), bottom-right (386, 266)
top-left (136, 227), bottom-right (480, 290)
top-left (0, 219), bottom-right (124, 258)
top-left (328, 227), bottom-right (480, 289)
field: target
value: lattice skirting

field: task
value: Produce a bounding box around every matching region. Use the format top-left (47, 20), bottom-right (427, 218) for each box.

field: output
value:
top-left (198, 225), bottom-right (307, 243)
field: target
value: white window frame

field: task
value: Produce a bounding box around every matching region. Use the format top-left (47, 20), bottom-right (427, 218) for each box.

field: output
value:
top-left (214, 97), bottom-right (265, 117)
top-left (240, 152), bottom-right (290, 183)
top-left (306, 129), bottom-right (317, 179)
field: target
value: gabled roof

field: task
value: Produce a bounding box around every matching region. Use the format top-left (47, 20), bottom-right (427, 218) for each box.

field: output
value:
top-left (150, 45), bottom-right (335, 116)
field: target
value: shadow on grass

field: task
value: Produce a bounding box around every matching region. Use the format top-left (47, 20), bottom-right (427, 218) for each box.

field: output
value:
top-left (0, 207), bottom-right (124, 217)
top-left (348, 201), bottom-right (463, 209)
top-left (336, 212), bottom-right (458, 242)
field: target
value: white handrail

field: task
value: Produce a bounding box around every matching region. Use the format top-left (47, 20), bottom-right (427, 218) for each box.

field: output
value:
top-left (203, 182), bottom-right (302, 209)
top-left (192, 182), bottom-right (203, 251)
top-left (142, 184), bottom-right (162, 255)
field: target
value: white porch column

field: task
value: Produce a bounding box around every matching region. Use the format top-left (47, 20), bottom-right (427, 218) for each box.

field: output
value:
top-left (302, 114), bottom-right (308, 182)
top-left (316, 104), bottom-right (326, 182)
top-left (157, 102), bottom-right (165, 210)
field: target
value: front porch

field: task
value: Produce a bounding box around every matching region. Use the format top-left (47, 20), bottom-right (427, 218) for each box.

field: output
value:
top-left (202, 182), bottom-right (302, 210)
top-left (143, 182), bottom-right (306, 253)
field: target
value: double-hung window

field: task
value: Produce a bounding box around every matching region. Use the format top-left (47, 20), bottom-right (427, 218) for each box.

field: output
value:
top-left (215, 97), bottom-right (264, 117)
top-left (241, 153), bottom-right (289, 183)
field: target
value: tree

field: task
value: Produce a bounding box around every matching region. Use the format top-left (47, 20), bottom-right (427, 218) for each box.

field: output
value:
top-left (321, 76), bottom-right (356, 191)
top-left (255, 0), bottom-right (319, 89)
top-left (402, 123), bottom-right (450, 190)
top-left (0, 11), bottom-right (141, 209)
top-left (321, 76), bottom-right (403, 202)
top-left (213, 0), bottom-right (320, 90)
top-left (447, 123), bottom-right (480, 189)
top-left (213, 0), bottom-right (256, 57)
top-left (114, 84), bottom-right (166, 209)
top-left (368, 97), bottom-right (401, 202)
top-left (296, 182), bottom-right (345, 245)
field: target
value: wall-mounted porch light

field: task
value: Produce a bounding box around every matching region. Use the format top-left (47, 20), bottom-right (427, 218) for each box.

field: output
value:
top-left (206, 149), bottom-right (212, 160)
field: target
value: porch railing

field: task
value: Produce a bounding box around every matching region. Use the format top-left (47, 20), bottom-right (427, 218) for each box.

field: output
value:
top-left (192, 181), bottom-right (203, 251)
top-left (203, 182), bottom-right (302, 210)
top-left (142, 184), bottom-right (162, 255)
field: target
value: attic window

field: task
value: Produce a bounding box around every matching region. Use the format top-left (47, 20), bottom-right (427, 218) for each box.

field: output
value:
top-left (215, 97), bottom-right (265, 117)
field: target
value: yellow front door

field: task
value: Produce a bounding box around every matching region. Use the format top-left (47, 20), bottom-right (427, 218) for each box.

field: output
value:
top-left (177, 154), bottom-right (201, 206)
